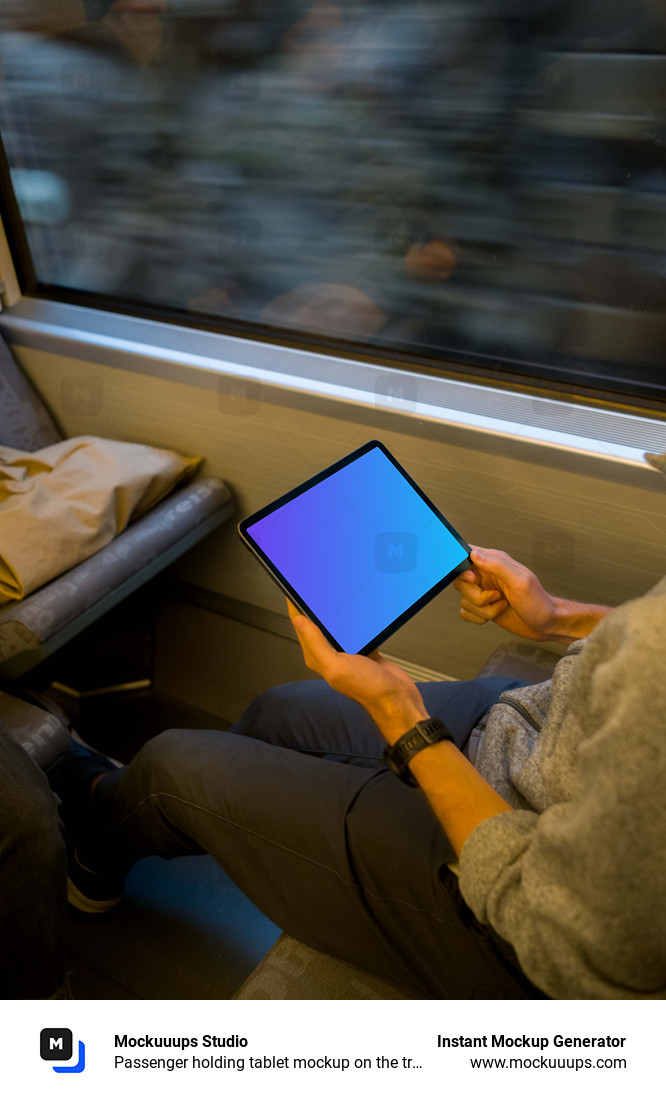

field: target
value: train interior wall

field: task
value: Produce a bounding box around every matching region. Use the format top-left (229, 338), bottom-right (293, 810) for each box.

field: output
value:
top-left (11, 340), bottom-right (666, 725)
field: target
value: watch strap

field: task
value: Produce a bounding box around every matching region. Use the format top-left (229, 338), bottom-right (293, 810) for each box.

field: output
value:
top-left (383, 717), bottom-right (455, 786)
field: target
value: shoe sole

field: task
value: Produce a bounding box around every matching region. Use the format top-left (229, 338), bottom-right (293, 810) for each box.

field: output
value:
top-left (67, 877), bottom-right (123, 915)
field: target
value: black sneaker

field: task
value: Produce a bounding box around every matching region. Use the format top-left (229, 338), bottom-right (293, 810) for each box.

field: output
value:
top-left (50, 741), bottom-right (126, 914)
top-left (67, 840), bottom-right (125, 915)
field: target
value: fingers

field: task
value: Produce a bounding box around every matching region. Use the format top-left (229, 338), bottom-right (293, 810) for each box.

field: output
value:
top-left (459, 608), bottom-right (488, 625)
top-left (469, 546), bottom-right (528, 590)
top-left (455, 550), bottom-right (501, 595)
top-left (366, 649), bottom-right (385, 664)
top-left (458, 583), bottom-right (504, 605)
top-left (286, 598), bottom-right (306, 626)
top-left (455, 557), bottom-right (509, 626)
top-left (456, 555), bottom-right (509, 622)
top-left (460, 597), bottom-right (508, 625)
top-left (287, 598), bottom-right (338, 674)
top-left (454, 569), bottom-right (476, 586)
top-left (460, 593), bottom-right (508, 617)
top-left (454, 572), bottom-right (505, 618)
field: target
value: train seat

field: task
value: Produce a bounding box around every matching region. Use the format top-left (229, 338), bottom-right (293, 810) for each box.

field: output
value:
top-left (0, 335), bottom-right (234, 683)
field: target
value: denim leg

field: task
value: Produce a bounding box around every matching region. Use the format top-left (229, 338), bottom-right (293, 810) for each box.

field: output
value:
top-left (0, 736), bottom-right (66, 998)
top-left (230, 675), bottom-right (527, 763)
top-left (94, 674), bottom-right (539, 998)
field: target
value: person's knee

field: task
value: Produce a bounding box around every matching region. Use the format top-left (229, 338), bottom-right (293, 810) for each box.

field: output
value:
top-left (237, 683), bottom-right (304, 737)
top-left (131, 728), bottom-right (192, 783)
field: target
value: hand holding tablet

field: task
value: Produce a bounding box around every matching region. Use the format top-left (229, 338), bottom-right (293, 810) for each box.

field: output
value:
top-left (286, 596), bottom-right (432, 745)
top-left (239, 440), bottom-right (471, 655)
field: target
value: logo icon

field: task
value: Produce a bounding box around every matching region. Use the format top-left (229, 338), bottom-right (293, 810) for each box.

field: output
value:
top-left (40, 1029), bottom-right (86, 1074)
top-left (61, 375), bottom-right (104, 416)
top-left (375, 532), bottom-right (418, 572)
top-left (374, 373), bottom-right (419, 414)
top-left (532, 530), bottom-right (575, 576)
top-left (61, 61), bottom-right (105, 100)
top-left (217, 375), bottom-right (262, 416)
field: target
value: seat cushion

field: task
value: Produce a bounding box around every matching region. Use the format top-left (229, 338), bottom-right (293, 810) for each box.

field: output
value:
top-left (232, 933), bottom-right (416, 1000)
top-left (476, 641), bottom-right (561, 685)
top-left (0, 477), bottom-right (232, 673)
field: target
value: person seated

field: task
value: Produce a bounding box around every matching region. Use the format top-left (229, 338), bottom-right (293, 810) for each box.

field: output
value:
top-left (55, 531), bottom-right (666, 999)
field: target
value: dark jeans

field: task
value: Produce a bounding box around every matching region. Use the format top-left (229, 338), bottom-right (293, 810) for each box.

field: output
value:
top-left (96, 676), bottom-right (544, 998)
top-left (0, 735), bottom-right (67, 998)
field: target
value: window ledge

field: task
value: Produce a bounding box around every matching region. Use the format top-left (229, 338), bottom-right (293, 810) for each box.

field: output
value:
top-left (2, 297), bottom-right (665, 488)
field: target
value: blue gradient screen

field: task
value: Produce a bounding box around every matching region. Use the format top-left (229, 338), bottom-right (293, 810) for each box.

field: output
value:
top-left (245, 446), bottom-right (468, 653)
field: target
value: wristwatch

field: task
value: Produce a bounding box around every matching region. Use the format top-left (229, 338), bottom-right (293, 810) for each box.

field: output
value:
top-left (383, 717), bottom-right (455, 786)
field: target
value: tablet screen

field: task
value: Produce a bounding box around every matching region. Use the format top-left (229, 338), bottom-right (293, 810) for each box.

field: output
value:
top-left (239, 441), bottom-right (470, 655)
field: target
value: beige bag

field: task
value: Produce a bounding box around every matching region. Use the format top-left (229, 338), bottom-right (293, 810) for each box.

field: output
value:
top-left (0, 435), bottom-right (201, 602)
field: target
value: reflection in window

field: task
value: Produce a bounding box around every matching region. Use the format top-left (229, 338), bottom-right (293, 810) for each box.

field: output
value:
top-left (1, 1), bottom-right (665, 392)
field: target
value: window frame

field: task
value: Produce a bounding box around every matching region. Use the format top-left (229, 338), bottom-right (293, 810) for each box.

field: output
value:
top-left (0, 129), bottom-right (665, 421)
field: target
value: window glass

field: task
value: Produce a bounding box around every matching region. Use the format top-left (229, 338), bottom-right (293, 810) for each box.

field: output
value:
top-left (1, 2), bottom-right (665, 394)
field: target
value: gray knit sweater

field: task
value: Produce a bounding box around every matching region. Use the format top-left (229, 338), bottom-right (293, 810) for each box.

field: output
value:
top-left (459, 570), bottom-right (666, 1000)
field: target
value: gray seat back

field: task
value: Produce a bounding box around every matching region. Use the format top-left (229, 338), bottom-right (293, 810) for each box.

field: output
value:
top-left (0, 335), bottom-right (62, 451)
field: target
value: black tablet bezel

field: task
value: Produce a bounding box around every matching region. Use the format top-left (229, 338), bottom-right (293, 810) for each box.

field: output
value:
top-left (238, 439), bottom-right (471, 655)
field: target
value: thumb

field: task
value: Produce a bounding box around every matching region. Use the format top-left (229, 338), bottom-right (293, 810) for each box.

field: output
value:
top-left (470, 548), bottom-right (518, 590)
top-left (289, 605), bottom-right (339, 670)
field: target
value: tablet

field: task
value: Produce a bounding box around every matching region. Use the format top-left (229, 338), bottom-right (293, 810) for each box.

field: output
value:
top-left (238, 440), bottom-right (471, 655)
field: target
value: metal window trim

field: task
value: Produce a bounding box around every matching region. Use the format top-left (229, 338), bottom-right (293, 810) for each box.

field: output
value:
top-left (2, 296), bottom-right (665, 490)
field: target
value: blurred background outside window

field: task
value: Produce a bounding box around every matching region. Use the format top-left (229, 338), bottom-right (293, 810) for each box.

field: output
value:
top-left (0, 1), bottom-right (665, 398)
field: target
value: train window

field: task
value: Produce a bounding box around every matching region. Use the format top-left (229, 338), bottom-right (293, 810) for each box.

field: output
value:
top-left (0, 2), bottom-right (665, 402)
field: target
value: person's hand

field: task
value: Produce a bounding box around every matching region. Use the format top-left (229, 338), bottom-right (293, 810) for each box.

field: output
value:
top-left (287, 600), bottom-right (429, 744)
top-left (453, 546), bottom-right (560, 642)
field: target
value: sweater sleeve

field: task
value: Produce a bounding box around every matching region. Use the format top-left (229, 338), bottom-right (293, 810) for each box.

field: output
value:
top-left (458, 592), bottom-right (666, 999)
